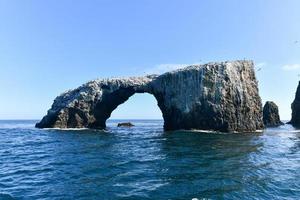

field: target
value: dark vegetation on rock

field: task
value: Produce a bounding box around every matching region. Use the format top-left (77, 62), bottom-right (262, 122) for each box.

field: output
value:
top-left (36, 60), bottom-right (264, 132)
top-left (263, 101), bottom-right (283, 127)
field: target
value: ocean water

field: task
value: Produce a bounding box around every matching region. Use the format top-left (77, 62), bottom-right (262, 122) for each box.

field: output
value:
top-left (0, 120), bottom-right (299, 200)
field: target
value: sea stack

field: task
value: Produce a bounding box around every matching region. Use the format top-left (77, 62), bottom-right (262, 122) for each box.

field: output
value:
top-left (36, 60), bottom-right (264, 132)
top-left (263, 101), bottom-right (283, 127)
top-left (289, 81), bottom-right (300, 127)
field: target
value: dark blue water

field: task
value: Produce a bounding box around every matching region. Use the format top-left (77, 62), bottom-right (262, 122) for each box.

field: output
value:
top-left (0, 120), bottom-right (299, 200)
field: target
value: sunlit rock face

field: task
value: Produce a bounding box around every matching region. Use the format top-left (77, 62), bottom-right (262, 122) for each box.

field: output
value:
top-left (290, 81), bottom-right (300, 127)
top-left (36, 60), bottom-right (264, 132)
top-left (263, 101), bottom-right (283, 127)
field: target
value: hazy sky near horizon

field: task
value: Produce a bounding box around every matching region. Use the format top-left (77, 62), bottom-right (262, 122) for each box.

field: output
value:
top-left (0, 0), bottom-right (300, 120)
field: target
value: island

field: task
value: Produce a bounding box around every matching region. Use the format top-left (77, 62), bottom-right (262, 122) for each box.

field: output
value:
top-left (36, 60), bottom-right (264, 132)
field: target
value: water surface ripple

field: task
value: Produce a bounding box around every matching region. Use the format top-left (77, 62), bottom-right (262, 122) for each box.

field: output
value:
top-left (0, 120), bottom-right (299, 200)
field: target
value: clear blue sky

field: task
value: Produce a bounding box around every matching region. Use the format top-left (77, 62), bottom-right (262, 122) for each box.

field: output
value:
top-left (0, 0), bottom-right (299, 120)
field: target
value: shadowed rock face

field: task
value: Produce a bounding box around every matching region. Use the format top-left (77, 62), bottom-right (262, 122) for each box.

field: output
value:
top-left (263, 101), bottom-right (283, 127)
top-left (290, 81), bottom-right (300, 127)
top-left (36, 60), bottom-right (264, 132)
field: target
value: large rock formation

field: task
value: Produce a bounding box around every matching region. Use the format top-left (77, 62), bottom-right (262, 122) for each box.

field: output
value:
top-left (289, 81), bottom-right (300, 127)
top-left (36, 60), bottom-right (264, 132)
top-left (263, 101), bottom-right (283, 127)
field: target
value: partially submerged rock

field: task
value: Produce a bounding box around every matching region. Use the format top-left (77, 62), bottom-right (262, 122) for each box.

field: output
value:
top-left (36, 60), bottom-right (264, 132)
top-left (263, 101), bottom-right (283, 127)
top-left (117, 122), bottom-right (134, 127)
top-left (289, 81), bottom-right (300, 127)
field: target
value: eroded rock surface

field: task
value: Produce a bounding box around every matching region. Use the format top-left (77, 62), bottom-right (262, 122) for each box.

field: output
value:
top-left (36, 60), bottom-right (264, 132)
top-left (289, 81), bottom-right (300, 127)
top-left (263, 101), bottom-right (283, 127)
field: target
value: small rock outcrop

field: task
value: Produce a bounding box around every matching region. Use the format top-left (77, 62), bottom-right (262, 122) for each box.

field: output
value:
top-left (117, 122), bottom-right (134, 127)
top-left (263, 101), bottom-right (283, 127)
top-left (289, 81), bottom-right (300, 127)
top-left (36, 60), bottom-right (264, 132)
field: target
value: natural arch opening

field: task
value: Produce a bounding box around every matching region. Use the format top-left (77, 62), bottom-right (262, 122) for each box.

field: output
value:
top-left (108, 93), bottom-right (163, 126)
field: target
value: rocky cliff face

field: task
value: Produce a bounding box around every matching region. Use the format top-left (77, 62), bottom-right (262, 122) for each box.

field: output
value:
top-left (289, 81), bottom-right (300, 127)
top-left (263, 101), bottom-right (283, 127)
top-left (36, 60), bottom-right (264, 132)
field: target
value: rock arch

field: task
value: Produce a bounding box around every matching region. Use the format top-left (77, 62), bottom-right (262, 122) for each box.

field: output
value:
top-left (36, 60), bottom-right (264, 132)
top-left (36, 75), bottom-right (165, 129)
top-left (88, 88), bottom-right (166, 128)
